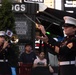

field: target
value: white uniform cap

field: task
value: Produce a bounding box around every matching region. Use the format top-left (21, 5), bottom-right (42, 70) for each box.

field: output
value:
top-left (63, 16), bottom-right (76, 26)
top-left (0, 31), bottom-right (5, 36)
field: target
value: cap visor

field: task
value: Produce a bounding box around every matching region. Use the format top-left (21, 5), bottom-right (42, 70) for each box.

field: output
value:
top-left (62, 23), bottom-right (75, 27)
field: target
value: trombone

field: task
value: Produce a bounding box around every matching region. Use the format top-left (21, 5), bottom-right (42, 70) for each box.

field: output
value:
top-left (9, 34), bottom-right (19, 44)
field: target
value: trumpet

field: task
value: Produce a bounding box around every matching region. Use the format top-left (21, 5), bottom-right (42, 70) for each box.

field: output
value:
top-left (10, 34), bottom-right (19, 44)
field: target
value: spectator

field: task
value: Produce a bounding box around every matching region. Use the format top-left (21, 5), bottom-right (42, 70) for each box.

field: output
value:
top-left (19, 43), bottom-right (36, 75)
top-left (33, 51), bottom-right (54, 75)
top-left (19, 43), bottom-right (36, 65)
top-left (33, 51), bottom-right (47, 67)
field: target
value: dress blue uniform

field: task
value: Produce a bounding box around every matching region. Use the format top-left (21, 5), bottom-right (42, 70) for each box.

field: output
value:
top-left (0, 31), bottom-right (11, 75)
top-left (45, 16), bottom-right (76, 75)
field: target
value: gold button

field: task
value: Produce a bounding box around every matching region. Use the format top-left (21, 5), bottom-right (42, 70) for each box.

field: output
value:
top-left (52, 46), bottom-right (54, 48)
top-left (49, 44), bottom-right (51, 46)
top-left (47, 42), bottom-right (49, 44)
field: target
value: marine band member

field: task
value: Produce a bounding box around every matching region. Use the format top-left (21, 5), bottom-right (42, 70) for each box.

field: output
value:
top-left (0, 31), bottom-right (11, 75)
top-left (36, 16), bottom-right (76, 75)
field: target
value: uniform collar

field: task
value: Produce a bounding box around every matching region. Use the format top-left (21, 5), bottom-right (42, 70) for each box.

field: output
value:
top-left (66, 35), bottom-right (75, 38)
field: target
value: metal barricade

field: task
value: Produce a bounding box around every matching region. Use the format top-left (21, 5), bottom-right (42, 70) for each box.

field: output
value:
top-left (18, 63), bottom-right (32, 75)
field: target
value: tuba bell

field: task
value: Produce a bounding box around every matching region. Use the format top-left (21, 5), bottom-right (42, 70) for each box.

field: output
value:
top-left (10, 34), bottom-right (19, 44)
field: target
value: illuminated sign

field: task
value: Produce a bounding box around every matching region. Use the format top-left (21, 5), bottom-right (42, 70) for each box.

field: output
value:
top-left (65, 1), bottom-right (76, 7)
top-left (22, 0), bottom-right (44, 3)
top-left (64, 1), bottom-right (76, 13)
top-left (0, 3), bottom-right (38, 13)
top-left (0, 3), bottom-right (27, 12)
top-left (12, 3), bottom-right (27, 12)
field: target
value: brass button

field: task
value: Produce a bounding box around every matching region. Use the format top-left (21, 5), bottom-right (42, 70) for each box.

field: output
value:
top-left (49, 44), bottom-right (51, 45)
top-left (46, 42), bottom-right (49, 44)
top-left (52, 46), bottom-right (54, 48)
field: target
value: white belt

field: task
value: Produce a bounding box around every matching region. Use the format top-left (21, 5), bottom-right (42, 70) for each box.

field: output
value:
top-left (59, 61), bottom-right (75, 65)
top-left (0, 59), bottom-right (8, 62)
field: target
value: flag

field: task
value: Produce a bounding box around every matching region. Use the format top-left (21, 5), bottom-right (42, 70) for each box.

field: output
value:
top-left (6, 30), bottom-right (13, 37)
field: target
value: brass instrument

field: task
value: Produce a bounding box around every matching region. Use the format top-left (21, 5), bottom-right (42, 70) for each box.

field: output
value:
top-left (10, 34), bottom-right (19, 44)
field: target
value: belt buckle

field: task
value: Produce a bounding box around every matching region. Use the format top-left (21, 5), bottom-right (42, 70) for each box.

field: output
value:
top-left (59, 61), bottom-right (75, 65)
top-left (70, 61), bottom-right (75, 64)
top-left (4, 59), bottom-right (8, 62)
